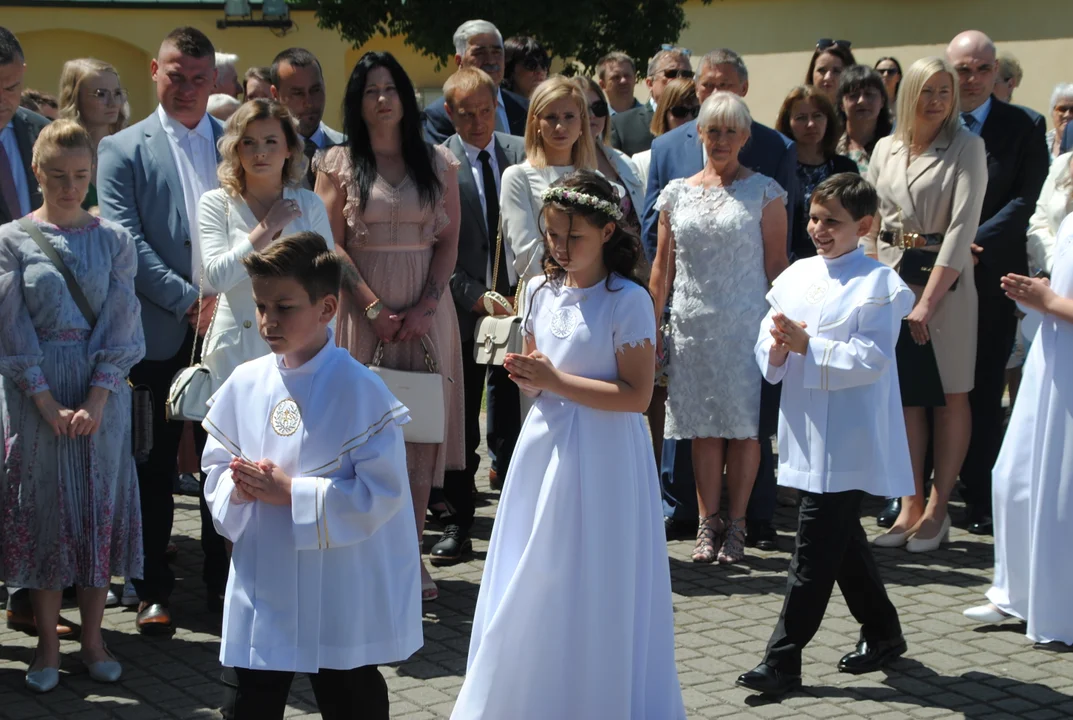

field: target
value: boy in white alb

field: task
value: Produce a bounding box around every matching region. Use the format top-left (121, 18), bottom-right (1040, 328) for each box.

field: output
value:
top-left (737, 174), bottom-right (915, 696)
top-left (201, 232), bottom-right (421, 719)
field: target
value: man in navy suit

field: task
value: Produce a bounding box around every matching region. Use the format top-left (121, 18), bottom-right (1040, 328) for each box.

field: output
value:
top-left (642, 48), bottom-right (797, 549)
top-left (98, 27), bottom-right (228, 633)
top-left (1061, 121), bottom-right (1073, 154)
top-left (946, 32), bottom-right (1048, 536)
top-left (423, 19), bottom-right (528, 144)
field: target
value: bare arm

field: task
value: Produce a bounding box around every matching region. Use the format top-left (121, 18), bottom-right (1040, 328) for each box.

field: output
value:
top-left (650, 210), bottom-right (675, 322)
top-left (315, 169), bottom-right (374, 308)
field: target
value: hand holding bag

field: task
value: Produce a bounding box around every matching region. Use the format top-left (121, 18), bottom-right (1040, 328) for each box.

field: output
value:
top-left (474, 230), bottom-right (525, 365)
top-left (368, 335), bottom-right (445, 444)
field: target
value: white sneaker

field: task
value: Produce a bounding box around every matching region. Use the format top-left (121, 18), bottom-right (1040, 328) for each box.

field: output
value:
top-left (120, 580), bottom-right (139, 607)
top-left (964, 604), bottom-right (1012, 624)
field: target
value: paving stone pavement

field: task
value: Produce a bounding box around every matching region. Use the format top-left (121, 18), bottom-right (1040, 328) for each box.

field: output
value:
top-left (2, 418), bottom-right (1071, 719)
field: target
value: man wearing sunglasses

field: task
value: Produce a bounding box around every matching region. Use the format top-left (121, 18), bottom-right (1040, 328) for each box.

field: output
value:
top-left (610, 46), bottom-right (692, 156)
top-left (423, 19), bottom-right (529, 145)
top-left (640, 47), bottom-right (797, 553)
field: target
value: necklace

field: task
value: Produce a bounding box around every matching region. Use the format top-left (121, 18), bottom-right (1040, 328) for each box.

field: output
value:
top-left (245, 188), bottom-right (283, 218)
top-left (698, 163), bottom-right (743, 193)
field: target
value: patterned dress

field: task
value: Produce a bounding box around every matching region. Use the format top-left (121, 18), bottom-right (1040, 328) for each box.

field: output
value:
top-left (656, 173), bottom-right (787, 440)
top-left (0, 216), bottom-right (145, 589)
top-left (319, 145), bottom-right (464, 489)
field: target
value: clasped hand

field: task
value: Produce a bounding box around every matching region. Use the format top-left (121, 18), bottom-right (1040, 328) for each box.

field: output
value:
top-left (34, 387), bottom-right (108, 438)
top-left (768, 313), bottom-right (809, 367)
top-left (1001, 273), bottom-right (1053, 314)
top-left (229, 458), bottom-right (292, 506)
top-left (371, 299), bottom-right (437, 343)
top-left (504, 350), bottom-right (559, 397)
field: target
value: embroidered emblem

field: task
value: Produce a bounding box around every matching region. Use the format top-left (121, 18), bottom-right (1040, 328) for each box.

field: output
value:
top-left (805, 281), bottom-right (828, 305)
top-left (271, 398), bottom-right (302, 437)
top-left (549, 307), bottom-right (580, 339)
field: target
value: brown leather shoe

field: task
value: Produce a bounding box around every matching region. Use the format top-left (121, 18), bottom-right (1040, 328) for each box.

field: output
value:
top-left (489, 469), bottom-right (503, 491)
top-left (6, 609), bottom-right (80, 639)
top-left (135, 602), bottom-right (174, 636)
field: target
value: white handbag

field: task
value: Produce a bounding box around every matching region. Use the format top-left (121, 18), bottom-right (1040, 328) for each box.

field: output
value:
top-left (368, 336), bottom-right (445, 444)
top-left (473, 231), bottom-right (526, 366)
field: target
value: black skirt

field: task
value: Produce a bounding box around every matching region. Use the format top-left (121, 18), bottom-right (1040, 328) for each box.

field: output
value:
top-left (895, 319), bottom-right (946, 408)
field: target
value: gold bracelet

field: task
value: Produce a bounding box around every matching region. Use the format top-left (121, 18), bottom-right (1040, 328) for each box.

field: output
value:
top-left (364, 298), bottom-right (380, 314)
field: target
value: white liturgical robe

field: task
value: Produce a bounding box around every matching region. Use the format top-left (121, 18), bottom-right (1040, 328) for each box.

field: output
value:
top-left (755, 248), bottom-right (915, 498)
top-left (202, 331), bottom-right (423, 672)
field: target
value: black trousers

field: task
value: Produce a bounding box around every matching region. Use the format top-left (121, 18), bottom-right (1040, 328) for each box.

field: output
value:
top-left (231, 665), bottom-right (388, 720)
top-left (960, 294), bottom-right (1019, 514)
top-left (442, 338), bottom-right (520, 530)
top-left (763, 490), bottom-right (902, 675)
top-left (128, 329), bottom-right (227, 603)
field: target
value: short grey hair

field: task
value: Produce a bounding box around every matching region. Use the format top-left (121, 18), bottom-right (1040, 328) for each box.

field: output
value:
top-left (698, 49), bottom-right (748, 84)
top-left (215, 52), bottom-right (238, 70)
top-left (646, 47), bottom-right (690, 78)
top-left (1050, 83), bottom-right (1073, 110)
top-left (453, 20), bottom-right (503, 57)
top-left (698, 91), bottom-right (752, 133)
top-left (207, 93), bottom-right (241, 118)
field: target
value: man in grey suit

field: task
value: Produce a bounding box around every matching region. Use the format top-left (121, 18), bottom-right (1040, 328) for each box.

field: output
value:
top-left (433, 68), bottom-right (525, 564)
top-left (270, 47), bottom-right (345, 189)
top-left (610, 46), bottom-right (693, 156)
top-left (97, 26), bottom-right (226, 635)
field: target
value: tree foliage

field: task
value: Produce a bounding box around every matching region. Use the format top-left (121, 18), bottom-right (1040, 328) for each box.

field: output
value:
top-left (300, 0), bottom-right (713, 73)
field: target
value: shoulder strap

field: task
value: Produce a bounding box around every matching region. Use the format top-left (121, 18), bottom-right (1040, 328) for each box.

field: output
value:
top-left (19, 216), bottom-right (98, 328)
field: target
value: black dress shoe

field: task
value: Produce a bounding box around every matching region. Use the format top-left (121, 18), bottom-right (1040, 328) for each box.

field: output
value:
top-left (838, 636), bottom-right (907, 674)
top-left (876, 497), bottom-right (900, 528)
top-left (736, 663), bottom-right (802, 695)
top-left (429, 524), bottom-right (472, 566)
top-left (746, 519), bottom-right (778, 551)
top-left (967, 509), bottom-right (993, 535)
top-left (136, 602), bottom-right (174, 636)
top-left (664, 516), bottom-right (697, 540)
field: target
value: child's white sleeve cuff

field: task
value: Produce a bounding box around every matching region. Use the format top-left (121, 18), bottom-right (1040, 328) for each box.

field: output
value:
top-left (291, 476), bottom-right (330, 550)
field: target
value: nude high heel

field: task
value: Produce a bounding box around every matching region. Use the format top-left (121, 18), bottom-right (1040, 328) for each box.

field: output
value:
top-left (906, 515), bottom-right (951, 553)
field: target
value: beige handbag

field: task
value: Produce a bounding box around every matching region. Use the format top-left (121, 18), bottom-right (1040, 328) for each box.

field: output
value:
top-left (474, 231), bottom-right (525, 365)
top-left (368, 336), bottom-right (445, 444)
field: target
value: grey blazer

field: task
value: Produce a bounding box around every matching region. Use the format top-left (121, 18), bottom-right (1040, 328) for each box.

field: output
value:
top-left (446, 132), bottom-right (526, 342)
top-left (97, 110), bottom-right (224, 361)
top-left (0, 108), bottom-right (48, 224)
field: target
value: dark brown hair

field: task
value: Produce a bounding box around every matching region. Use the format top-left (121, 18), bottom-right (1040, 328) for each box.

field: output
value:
top-left (774, 85), bottom-right (841, 160)
top-left (163, 27), bottom-right (215, 59)
top-left (805, 44), bottom-right (856, 86)
top-left (810, 172), bottom-right (878, 221)
top-left (242, 232), bottom-right (343, 302)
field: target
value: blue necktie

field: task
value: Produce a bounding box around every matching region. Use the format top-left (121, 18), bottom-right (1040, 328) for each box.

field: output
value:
top-left (961, 112), bottom-right (977, 134)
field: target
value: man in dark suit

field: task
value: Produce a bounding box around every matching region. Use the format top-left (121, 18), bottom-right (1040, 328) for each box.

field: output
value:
top-left (434, 68), bottom-right (526, 563)
top-left (0, 25), bottom-right (77, 640)
top-left (641, 48), bottom-right (797, 550)
top-left (610, 46), bottom-right (693, 156)
top-left (947, 31), bottom-right (1048, 536)
top-left (1060, 121), bottom-right (1073, 154)
top-left (597, 51), bottom-right (642, 116)
top-left (423, 20), bottom-right (528, 145)
top-left (98, 26), bottom-right (228, 634)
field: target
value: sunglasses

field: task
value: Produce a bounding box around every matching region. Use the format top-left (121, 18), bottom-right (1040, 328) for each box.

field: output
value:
top-left (662, 69), bottom-right (695, 80)
top-left (816, 38), bottom-right (852, 51)
top-left (660, 44), bottom-right (692, 57)
top-left (876, 67), bottom-right (900, 76)
top-left (669, 105), bottom-right (700, 119)
top-left (588, 100), bottom-right (609, 118)
top-left (520, 57), bottom-right (550, 72)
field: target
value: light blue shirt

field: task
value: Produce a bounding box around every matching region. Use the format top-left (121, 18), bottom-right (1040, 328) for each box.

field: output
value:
top-left (495, 89), bottom-right (510, 134)
top-left (0, 122), bottom-right (31, 216)
top-left (961, 96), bottom-right (992, 135)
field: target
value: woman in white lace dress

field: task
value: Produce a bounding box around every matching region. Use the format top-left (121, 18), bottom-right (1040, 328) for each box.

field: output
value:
top-left (651, 92), bottom-right (789, 564)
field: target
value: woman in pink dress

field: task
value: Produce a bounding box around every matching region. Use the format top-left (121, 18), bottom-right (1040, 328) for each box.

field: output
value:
top-left (316, 52), bottom-right (464, 601)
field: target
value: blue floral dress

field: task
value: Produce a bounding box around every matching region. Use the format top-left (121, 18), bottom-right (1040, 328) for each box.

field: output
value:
top-left (0, 216), bottom-right (145, 589)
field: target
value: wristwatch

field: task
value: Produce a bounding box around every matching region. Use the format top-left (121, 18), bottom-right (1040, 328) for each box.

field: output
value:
top-left (365, 299), bottom-right (383, 320)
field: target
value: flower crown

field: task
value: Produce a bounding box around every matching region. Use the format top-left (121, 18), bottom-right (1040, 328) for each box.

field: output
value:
top-left (541, 186), bottom-right (623, 221)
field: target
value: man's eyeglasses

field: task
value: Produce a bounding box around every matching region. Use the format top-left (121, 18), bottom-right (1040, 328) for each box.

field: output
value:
top-left (661, 69), bottom-right (695, 80)
top-left (669, 105), bottom-right (700, 120)
top-left (91, 88), bottom-right (128, 104)
top-left (816, 38), bottom-right (852, 51)
top-left (588, 100), bottom-right (609, 119)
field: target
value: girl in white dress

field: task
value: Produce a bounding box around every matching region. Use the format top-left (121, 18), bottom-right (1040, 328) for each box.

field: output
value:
top-left (450, 171), bottom-right (685, 719)
top-left (962, 213), bottom-right (1073, 648)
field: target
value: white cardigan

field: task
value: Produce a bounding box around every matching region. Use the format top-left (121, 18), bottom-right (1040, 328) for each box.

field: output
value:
top-left (197, 186), bottom-right (333, 385)
top-left (1027, 152), bottom-right (1073, 274)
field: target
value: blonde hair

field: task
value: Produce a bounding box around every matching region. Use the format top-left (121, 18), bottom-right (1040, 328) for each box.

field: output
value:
top-left (58, 58), bottom-right (128, 135)
top-left (443, 67), bottom-right (498, 108)
top-left (651, 77), bottom-right (698, 136)
top-left (32, 119), bottom-right (94, 167)
top-left (217, 99), bottom-right (306, 196)
top-left (570, 75), bottom-right (611, 145)
top-left (894, 57), bottom-right (962, 146)
top-left (524, 76), bottom-right (597, 170)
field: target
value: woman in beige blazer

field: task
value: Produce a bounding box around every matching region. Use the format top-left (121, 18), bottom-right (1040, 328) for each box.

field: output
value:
top-left (864, 57), bottom-right (987, 552)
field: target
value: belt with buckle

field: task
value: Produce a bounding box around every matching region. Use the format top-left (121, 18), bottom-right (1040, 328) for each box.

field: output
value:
top-left (879, 230), bottom-right (945, 250)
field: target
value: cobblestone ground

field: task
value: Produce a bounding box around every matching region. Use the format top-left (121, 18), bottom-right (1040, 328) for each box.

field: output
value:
top-left (2, 418), bottom-right (1072, 719)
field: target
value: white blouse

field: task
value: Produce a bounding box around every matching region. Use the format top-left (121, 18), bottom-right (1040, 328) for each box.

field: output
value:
top-left (500, 161), bottom-right (575, 283)
top-left (1027, 152), bottom-right (1073, 274)
top-left (197, 186), bottom-right (333, 385)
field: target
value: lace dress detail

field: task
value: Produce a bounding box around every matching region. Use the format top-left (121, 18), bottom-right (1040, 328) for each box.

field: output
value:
top-left (656, 173), bottom-right (787, 440)
top-left (318, 144), bottom-right (465, 488)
